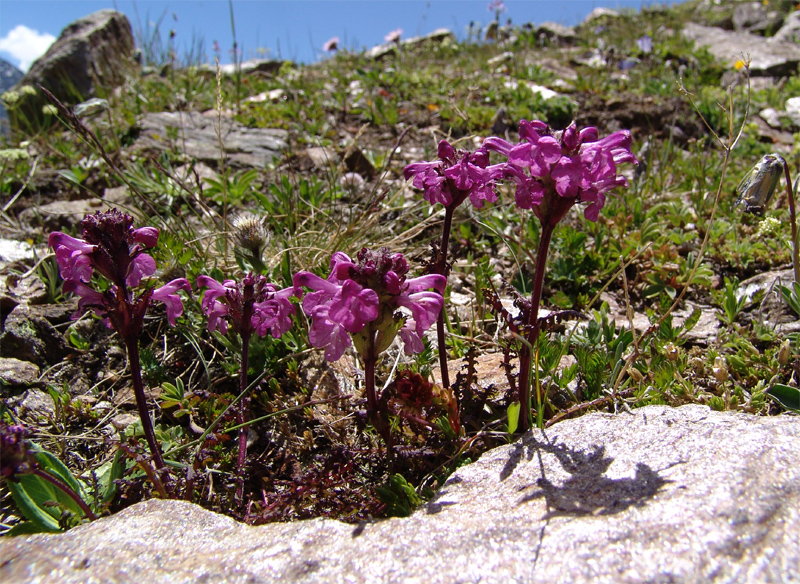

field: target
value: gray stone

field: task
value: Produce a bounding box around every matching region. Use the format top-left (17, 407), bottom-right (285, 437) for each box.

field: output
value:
top-left (683, 22), bottom-right (800, 76)
top-left (296, 146), bottom-right (338, 171)
top-left (18, 388), bottom-right (55, 420)
top-left (535, 22), bottom-right (576, 44)
top-left (0, 270), bottom-right (47, 312)
top-left (18, 198), bottom-right (107, 232)
top-left (785, 96), bottom-right (800, 126)
top-left (0, 357), bottom-right (40, 387)
top-left (366, 28), bottom-right (456, 60)
top-left (582, 7), bottom-right (619, 24)
top-left (760, 107), bottom-right (783, 129)
top-left (133, 111), bottom-right (288, 169)
top-left (0, 304), bottom-right (72, 365)
top-left (0, 239), bottom-right (35, 263)
top-left (73, 97), bottom-right (109, 119)
top-left (1, 405), bottom-right (798, 583)
top-left (732, 2), bottom-right (783, 34)
top-left (774, 10), bottom-right (800, 43)
top-left (8, 10), bottom-right (136, 129)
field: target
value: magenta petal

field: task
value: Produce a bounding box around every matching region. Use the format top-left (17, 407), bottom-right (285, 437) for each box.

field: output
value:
top-left (399, 320), bottom-right (424, 355)
top-left (395, 291), bottom-right (443, 333)
top-left (404, 274), bottom-right (446, 295)
top-left (126, 254), bottom-right (156, 287)
top-left (152, 278), bottom-right (191, 326)
top-left (437, 140), bottom-right (455, 160)
top-left (132, 226), bottom-right (159, 248)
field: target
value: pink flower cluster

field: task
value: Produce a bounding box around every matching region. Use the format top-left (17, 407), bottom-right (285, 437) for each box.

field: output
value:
top-left (197, 273), bottom-right (296, 339)
top-left (293, 248), bottom-right (446, 361)
top-left (48, 209), bottom-right (191, 333)
top-left (483, 120), bottom-right (637, 221)
top-left (403, 140), bottom-right (506, 209)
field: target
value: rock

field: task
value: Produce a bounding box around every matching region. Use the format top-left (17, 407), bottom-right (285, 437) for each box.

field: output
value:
top-left (2, 405), bottom-right (798, 583)
top-left (133, 111), bottom-right (288, 169)
top-left (0, 239), bottom-right (35, 263)
top-left (0, 270), bottom-right (47, 312)
top-left (774, 10), bottom-right (800, 43)
top-left (683, 22), bottom-right (800, 76)
top-left (343, 148), bottom-right (376, 179)
top-left (296, 146), bottom-right (338, 171)
top-left (738, 267), bottom-right (800, 333)
top-left (18, 388), bottom-right (55, 420)
top-left (760, 107), bottom-right (783, 129)
top-left (0, 357), bottom-right (40, 387)
top-left (732, 2), bottom-right (783, 34)
top-left (0, 304), bottom-right (72, 365)
top-left (200, 59), bottom-right (285, 77)
top-left (73, 97), bottom-right (109, 119)
top-left (785, 96), bottom-right (800, 126)
top-left (366, 28), bottom-right (456, 60)
top-left (18, 198), bottom-right (107, 232)
top-left (8, 10), bottom-right (136, 129)
top-left (582, 7), bottom-right (619, 24)
top-left (0, 57), bottom-right (24, 134)
top-left (535, 22), bottom-right (576, 44)
top-left (487, 51), bottom-right (514, 66)
top-left (571, 48), bottom-right (605, 69)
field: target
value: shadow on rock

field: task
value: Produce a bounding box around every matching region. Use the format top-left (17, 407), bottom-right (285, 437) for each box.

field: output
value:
top-left (517, 440), bottom-right (671, 517)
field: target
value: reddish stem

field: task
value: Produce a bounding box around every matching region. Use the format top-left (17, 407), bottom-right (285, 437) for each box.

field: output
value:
top-left (124, 337), bottom-right (168, 475)
top-left (783, 162), bottom-right (800, 284)
top-left (435, 205), bottom-right (455, 389)
top-left (516, 222), bottom-right (555, 433)
top-left (32, 468), bottom-right (97, 521)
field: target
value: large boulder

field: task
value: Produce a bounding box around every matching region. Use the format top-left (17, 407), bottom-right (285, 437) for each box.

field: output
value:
top-left (683, 22), bottom-right (800, 76)
top-left (0, 57), bottom-right (24, 134)
top-left (1, 405), bottom-right (798, 583)
top-left (7, 10), bottom-right (136, 131)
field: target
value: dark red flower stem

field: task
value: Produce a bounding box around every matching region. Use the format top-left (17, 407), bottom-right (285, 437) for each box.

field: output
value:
top-left (783, 162), bottom-right (800, 284)
top-left (235, 299), bottom-right (255, 504)
top-left (123, 336), bottom-right (168, 476)
top-left (32, 468), bottom-right (97, 521)
top-left (435, 204), bottom-right (456, 390)
top-left (516, 222), bottom-right (555, 433)
top-left (363, 327), bottom-right (392, 457)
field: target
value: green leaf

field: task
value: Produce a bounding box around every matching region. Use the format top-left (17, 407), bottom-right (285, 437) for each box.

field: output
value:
top-left (7, 477), bottom-right (64, 532)
top-left (5, 521), bottom-right (50, 536)
top-left (507, 401), bottom-right (520, 436)
top-left (767, 383), bottom-right (800, 413)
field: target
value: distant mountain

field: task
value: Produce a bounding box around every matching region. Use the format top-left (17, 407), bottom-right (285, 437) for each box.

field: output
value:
top-left (0, 57), bottom-right (24, 136)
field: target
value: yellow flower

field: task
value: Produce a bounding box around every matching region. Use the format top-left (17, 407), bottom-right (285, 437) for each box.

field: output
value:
top-left (734, 59), bottom-right (746, 70)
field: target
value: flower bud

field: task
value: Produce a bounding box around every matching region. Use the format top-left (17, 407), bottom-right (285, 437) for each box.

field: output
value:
top-left (735, 153), bottom-right (785, 215)
top-left (712, 356), bottom-right (728, 383)
top-left (778, 339), bottom-right (792, 366)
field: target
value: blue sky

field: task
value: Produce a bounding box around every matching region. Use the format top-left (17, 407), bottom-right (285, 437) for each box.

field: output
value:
top-left (1, 1), bottom-right (687, 71)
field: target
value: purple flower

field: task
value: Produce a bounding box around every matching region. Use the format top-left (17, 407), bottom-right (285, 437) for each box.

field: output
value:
top-left (49, 210), bottom-right (190, 337)
top-left (488, 0), bottom-right (506, 15)
top-left (196, 273), bottom-right (296, 339)
top-left (0, 423), bottom-right (35, 479)
top-left (484, 120), bottom-right (637, 222)
top-left (636, 35), bottom-right (652, 54)
top-left (293, 249), bottom-right (445, 361)
top-left (404, 140), bottom-right (505, 210)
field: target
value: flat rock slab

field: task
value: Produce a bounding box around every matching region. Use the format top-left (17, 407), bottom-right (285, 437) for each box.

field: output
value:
top-left (133, 111), bottom-right (288, 168)
top-left (1, 405), bottom-right (798, 583)
top-left (683, 23), bottom-right (800, 76)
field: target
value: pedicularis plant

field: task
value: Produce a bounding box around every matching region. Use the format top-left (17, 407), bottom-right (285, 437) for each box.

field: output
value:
top-left (406, 119), bottom-right (637, 432)
top-left (49, 210), bottom-right (191, 491)
top-left (42, 116), bottom-right (636, 515)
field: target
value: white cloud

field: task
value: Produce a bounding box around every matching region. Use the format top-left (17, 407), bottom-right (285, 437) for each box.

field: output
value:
top-left (0, 25), bottom-right (56, 72)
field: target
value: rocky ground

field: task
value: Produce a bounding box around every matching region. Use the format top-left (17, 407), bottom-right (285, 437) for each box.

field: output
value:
top-left (1, 0), bottom-right (799, 551)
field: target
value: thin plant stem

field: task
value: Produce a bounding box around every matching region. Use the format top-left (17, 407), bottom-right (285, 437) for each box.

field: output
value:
top-left (31, 468), bottom-right (97, 521)
top-left (435, 205), bottom-right (456, 389)
top-left (782, 161), bottom-right (800, 283)
top-left (235, 327), bottom-right (252, 503)
top-left (516, 222), bottom-right (555, 433)
top-left (123, 337), bottom-right (168, 475)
